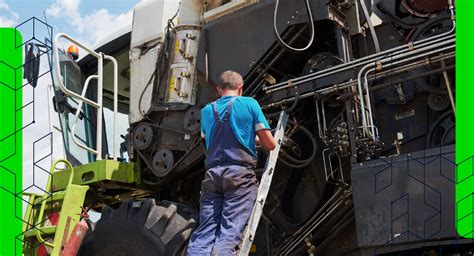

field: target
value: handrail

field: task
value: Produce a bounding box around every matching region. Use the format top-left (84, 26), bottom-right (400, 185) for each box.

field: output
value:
top-left (71, 75), bottom-right (100, 155)
top-left (53, 33), bottom-right (101, 108)
top-left (53, 33), bottom-right (119, 160)
top-left (104, 55), bottom-right (119, 160)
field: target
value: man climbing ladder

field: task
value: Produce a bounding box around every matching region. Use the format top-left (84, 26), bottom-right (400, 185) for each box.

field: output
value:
top-left (187, 71), bottom-right (276, 255)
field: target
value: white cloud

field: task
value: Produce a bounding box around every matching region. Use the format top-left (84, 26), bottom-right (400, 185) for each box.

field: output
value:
top-left (46, 0), bottom-right (81, 23)
top-left (46, 0), bottom-right (133, 46)
top-left (23, 58), bottom-right (64, 193)
top-left (0, 16), bottom-right (16, 27)
top-left (0, 0), bottom-right (19, 27)
top-left (81, 9), bottom-right (133, 44)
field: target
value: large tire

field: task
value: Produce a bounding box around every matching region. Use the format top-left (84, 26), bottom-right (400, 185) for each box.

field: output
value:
top-left (78, 199), bottom-right (196, 256)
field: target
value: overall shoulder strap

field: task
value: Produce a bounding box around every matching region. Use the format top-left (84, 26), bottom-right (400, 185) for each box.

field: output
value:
top-left (223, 97), bottom-right (237, 120)
top-left (211, 101), bottom-right (220, 121)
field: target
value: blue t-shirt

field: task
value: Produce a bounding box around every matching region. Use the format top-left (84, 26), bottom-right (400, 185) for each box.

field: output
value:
top-left (201, 96), bottom-right (270, 157)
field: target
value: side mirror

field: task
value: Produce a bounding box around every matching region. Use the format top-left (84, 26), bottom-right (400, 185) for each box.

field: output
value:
top-left (24, 42), bottom-right (41, 88)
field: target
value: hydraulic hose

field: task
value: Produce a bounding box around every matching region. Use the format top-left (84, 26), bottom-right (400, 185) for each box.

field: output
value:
top-left (360, 0), bottom-right (381, 53)
top-left (278, 122), bottom-right (318, 168)
top-left (273, 0), bottom-right (315, 51)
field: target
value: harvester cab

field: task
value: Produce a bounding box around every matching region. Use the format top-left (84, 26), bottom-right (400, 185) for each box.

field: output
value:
top-left (22, 33), bottom-right (147, 255)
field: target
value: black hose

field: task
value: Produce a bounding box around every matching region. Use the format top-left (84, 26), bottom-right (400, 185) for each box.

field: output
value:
top-left (266, 85), bottom-right (300, 118)
top-left (278, 122), bottom-right (318, 168)
top-left (284, 86), bottom-right (300, 113)
top-left (137, 5), bottom-right (180, 119)
top-left (142, 178), bottom-right (160, 186)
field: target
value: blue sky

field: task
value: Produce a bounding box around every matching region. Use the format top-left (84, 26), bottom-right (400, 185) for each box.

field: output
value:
top-left (1, 0), bottom-right (141, 46)
top-left (0, 0), bottom-right (143, 192)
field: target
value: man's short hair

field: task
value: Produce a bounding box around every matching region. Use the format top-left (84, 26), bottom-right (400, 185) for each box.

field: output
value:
top-left (218, 70), bottom-right (243, 90)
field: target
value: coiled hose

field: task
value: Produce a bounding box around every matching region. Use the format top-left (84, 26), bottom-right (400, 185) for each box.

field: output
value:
top-left (278, 121), bottom-right (318, 169)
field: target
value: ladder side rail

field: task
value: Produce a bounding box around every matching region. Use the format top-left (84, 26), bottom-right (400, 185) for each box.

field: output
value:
top-left (238, 111), bottom-right (288, 256)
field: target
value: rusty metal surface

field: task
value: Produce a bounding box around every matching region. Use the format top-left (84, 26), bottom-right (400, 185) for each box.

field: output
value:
top-left (403, 0), bottom-right (449, 17)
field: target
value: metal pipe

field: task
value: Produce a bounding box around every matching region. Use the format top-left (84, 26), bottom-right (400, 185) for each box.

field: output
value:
top-left (283, 188), bottom-right (345, 240)
top-left (53, 33), bottom-right (101, 108)
top-left (263, 51), bottom-right (455, 109)
top-left (323, 51), bottom-right (455, 95)
top-left (104, 55), bottom-right (119, 160)
top-left (280, 191), bottom-right (347, 254)
top-left (264, 9), bottom-right (455, 94)
top-left (46, 84), bottom-right (64, 163)
top-left (315, 99), bottom-right (327, 141)
top-left (71, 75), bottom-right (100, 155)
top-left (96, 54), bottom-right (104, 160)
top-left (265, 33), bottom-right (454, 94)
top-left (52, 33), bottom-right (118, 160)
top-left (440, 59), bottom-right (456, 116)
top-left (357, 40), bottom-right (455, 137)
top-left (360, 0), bottom-right (380, 53)
top-left (313, 211), bottom-right (354, 254)
top-left (360, 43), bottom-right (455, 138)
top-left (338, 64), bottom-right (455, 99)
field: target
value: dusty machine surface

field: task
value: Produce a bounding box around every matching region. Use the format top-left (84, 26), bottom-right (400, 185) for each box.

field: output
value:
top-left (21, 0), bottom-right (467, 255)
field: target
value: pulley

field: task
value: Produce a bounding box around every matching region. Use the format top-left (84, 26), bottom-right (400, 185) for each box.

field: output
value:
top-left (152, 149), bottom-right (175, 177)
top-left (132, 123), bottom-right (157, 151)
top-left (183, 107), bottom-right (201, 133)
top-left (427, 93), bottom-right (450, 112)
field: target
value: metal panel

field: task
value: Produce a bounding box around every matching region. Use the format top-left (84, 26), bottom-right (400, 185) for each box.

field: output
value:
top-left (196, 0), bottom-right (329, 86)
top-left (204, 0), bottom-right (258, 21)
top-left (51, 160), bottom-right (138, 191)
top-left (130, 0), bottom-right (179, 48)
top-left (129, 44), bottom-right (161, 123)
top-left (351, 145), bottom-right (457, 250)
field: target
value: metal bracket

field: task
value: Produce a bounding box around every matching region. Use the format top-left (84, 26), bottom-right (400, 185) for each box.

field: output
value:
top-left (375, 61), bottom-right (383, 71)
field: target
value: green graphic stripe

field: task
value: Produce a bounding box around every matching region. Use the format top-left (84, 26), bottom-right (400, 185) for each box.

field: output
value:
top-left (456, 0), bottom-right (474, 238)
top-left (0, 28), bottom-right (22, 256)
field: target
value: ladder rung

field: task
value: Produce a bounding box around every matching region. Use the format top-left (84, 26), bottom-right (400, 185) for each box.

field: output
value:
top-left (33, 191), bottom-right (66, 206)
top-left (24, 226), bottom-right (57, 238)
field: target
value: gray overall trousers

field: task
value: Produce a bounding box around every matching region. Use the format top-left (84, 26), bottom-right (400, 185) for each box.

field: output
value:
top-left (187, 97), bottom-right (258, 256)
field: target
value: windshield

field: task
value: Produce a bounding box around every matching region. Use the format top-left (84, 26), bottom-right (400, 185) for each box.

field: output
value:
top-left (104, 107), bottom-right (129, 161)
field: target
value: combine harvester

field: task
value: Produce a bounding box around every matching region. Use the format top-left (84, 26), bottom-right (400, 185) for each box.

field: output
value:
top-left (21, 0), bottom-right (466, 255)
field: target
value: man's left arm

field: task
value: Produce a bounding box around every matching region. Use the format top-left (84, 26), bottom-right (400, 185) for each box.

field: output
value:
top-left (251, 100), bottom-right (276, 151)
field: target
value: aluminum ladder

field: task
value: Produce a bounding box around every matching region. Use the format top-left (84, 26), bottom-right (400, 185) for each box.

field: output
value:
top-left (238, 111), bottom-right (288, 255)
